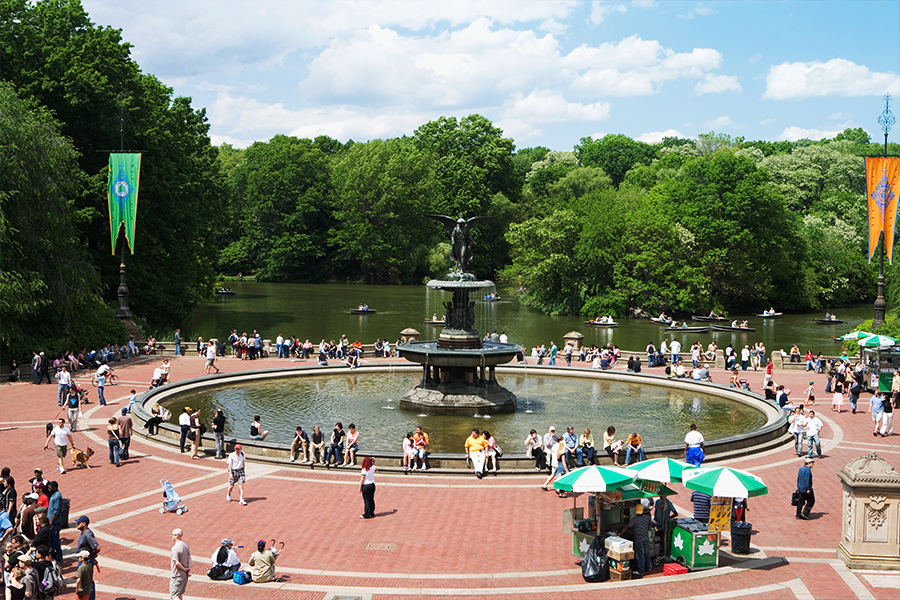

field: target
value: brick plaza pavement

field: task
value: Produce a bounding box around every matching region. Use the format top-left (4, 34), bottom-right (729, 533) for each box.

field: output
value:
top-left (1, 351), bottom-right (897, 600)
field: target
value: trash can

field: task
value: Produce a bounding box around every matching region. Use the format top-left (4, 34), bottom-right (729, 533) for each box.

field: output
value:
top-left (60, 498), bottom-right (71, 529)
top-left (731, 522), bottom-right (752, 554)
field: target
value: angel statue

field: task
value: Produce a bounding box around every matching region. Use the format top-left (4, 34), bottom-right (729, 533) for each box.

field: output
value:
top-left (426, 214), bottom-right (494, 274)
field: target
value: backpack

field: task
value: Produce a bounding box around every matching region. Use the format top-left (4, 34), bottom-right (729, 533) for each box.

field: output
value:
top-left (39, 561), bottom-right (60, 598)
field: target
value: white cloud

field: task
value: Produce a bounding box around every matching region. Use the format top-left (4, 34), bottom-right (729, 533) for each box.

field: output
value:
top-left (759, 118), bottom-right (775, 126)
top-left (588, 2), bottom-right (628, 25)
top-left (503, 91), bottom-right (611, 123)
top-left (539, 18), bottom-right (568, 35)
top-left (748, 53), bottom-right (762, 64)
top-left (695, 73), bottom-right (741, 95)
top-left (679, 2), bottom-right (718, 19)
top-left (828, 112), bottom-right (851, 120)
top-left (568, 37), bottom-right (723, 96)
top-left (209, 134), bottom-right (260, 149)
top-left (208, 91), bottom-right (429, 143)
top-left (637, 129), bottom-right (684, 143)
top-left (764, 58), bottom-right (900, 100)
top-left (631, 0), bottom-right (657, 7)
top-left (778, 125), bottom-right (846, 141)
top-left (703, 115), bottom-right (733, 129)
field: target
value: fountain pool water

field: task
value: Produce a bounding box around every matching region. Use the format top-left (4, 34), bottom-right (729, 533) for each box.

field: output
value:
top-left (160, 367), bottom-right (768, 453)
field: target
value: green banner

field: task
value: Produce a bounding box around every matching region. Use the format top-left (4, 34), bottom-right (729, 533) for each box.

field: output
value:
top-left (107, 153), bottom-right (141, 254)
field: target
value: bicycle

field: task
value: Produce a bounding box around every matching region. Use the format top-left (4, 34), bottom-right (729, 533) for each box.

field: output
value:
top-left (92, 373), bottom-right (119, 387)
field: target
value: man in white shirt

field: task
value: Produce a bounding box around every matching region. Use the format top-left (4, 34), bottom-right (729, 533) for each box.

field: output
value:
top-left (804, 410), bottom-right (824, 458)
top-left (275, 334), bottom-right (285, 358)
top-left (670, 340), bottom-right (682, 365)
top-left (205, 342), bottom-right (220, 375)
top-left (57, 365), bottom-right (72, 406)
top-left (499, 331), bottom-right (508, 344)
top-left (179, 408), bottom-right (191, 453)
top-left (43, 418), bottom-right (74, 474)
top-left (684, 424), bottom-right (705, 466)
top-left (542, 426), bottom-right (557, 471)
top-left (740, 345), bottom-right (750, 370)
top-left (660, 339), bottom-right (669, 358)
top-left (226, 444), bottom-right (247, 505)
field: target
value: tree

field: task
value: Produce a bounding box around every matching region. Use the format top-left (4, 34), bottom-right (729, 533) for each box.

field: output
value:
top-left (0, 83), bottom-right (126, 359)
top-left (574, 134), bottom-right (657, 188)
top-left (228, 136), bottom-right (334, 281)
top-left (329, 137), bottom-right (436, 283)
top-left (1, 0), bottom-right (224, 328)
top-left (414, 114), bottom-right (518, 275)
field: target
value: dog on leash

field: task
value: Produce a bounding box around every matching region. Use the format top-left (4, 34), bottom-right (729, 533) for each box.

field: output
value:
top-left (71, 447), bottom-right (95, 469)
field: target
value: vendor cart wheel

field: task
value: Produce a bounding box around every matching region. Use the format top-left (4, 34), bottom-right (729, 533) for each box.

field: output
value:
top-left (159, 507), bottom-right (165, 514)
top-left (675, 555), bottom-right (686, 567)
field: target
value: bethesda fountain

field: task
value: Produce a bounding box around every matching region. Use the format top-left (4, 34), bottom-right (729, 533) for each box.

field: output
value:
top-left (398, 215), bottom-right (522, 415)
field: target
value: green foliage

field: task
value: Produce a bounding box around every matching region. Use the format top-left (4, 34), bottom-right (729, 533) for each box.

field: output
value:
top-left (228, 135), bottom-right (334, 281)
top-left (575, 134), bottom-right (657, 188)
top-left (2, 0), bottom-right (223, 330)
top-left (329, 137), bottom-right (436, 283)
top-left (0, 83), bottom-right (127, 360)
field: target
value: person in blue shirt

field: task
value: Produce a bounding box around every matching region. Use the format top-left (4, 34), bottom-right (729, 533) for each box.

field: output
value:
top-left (796, 458), bottom-right (815, 520)
top-left (562, 426), bottom-right (579, 467)
top-left (47, 481), bottom-right (64, 561)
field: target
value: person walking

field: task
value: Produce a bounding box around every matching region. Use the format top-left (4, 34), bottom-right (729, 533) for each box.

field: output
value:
top-left (46, 481), bottom-right (63, 562)
top-left (880, 391), bottom-right (894, 436)
top-left (360, 456), bottom-right (377, 519)
top-left (169, 528), bottom-right (191, 600)
top-left (178, 407), bottom-right (191, 453)
top-left (189, 408), bottom-right (202, 460)
top-left (205, 341), bottom-right (220, 374)
top-left (870, 391), bottom-right (885, 437)
top-left (44, 418), bottom-right (74, 474)
top-left (795, 458), bottom-right (815, 520)
top-left (226, 444), bottom-right (247, 505)
top-left (117, 408), bottom-right (133, 460)
top-left (788, 407), bottom-right (807, 456)
top-left (65, 385), bottom-right (81, 432)
top-left (805, 410), bottom-right (824, 458)
top-left (106, 417), bottom-right (121, 467)
top-left (174, 328), bottom-right (182, 357)
top-left (57, 365), bottom-right (72, 407)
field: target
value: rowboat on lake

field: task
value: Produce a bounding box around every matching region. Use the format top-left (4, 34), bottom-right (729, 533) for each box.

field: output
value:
top-left (665, 326), bottom-right (710, 333)
top-left (711, 325), bottom-right (757, 332)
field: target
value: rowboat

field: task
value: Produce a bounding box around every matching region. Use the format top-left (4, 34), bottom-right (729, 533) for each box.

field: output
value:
top-left (711, 325), bottom-right (756, 332)
top-left (665, 326), bottom-right (710, 333)
top-left (424, 320), bottom-right (447, 325)
top-left (691, 315), bottom-right (727, 322)
top-left (215, 289), bottom-right (236, 295)
top-left (753, 312), bottom-right (783, 318)
top-left (584, 321), bottom-right (619, 328)
top-left (815, 319), bottom-right (846, 324)
top-left (649, 318), bottom-right (673, 325)
top-left (350, 309), bottom-right (376, 314)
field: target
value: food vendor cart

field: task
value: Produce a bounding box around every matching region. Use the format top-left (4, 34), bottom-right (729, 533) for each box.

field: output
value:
top-left (861, 346), bottom-right (900, 392)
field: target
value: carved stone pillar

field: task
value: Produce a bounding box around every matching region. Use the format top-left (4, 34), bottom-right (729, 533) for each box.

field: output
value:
top-left (563, 331), bottom-right (584, 351)
top-left (400, 328), bottom-right (420, 344)
top-left (837, 452), bottom-right (900, 570)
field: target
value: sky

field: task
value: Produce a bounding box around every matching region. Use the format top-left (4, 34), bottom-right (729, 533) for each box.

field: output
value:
top-left (81, 0), bottom-right (900, 151)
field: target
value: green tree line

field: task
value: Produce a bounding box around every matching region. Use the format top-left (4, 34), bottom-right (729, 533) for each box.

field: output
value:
top-left (3, 0), bottom-right (899, 363)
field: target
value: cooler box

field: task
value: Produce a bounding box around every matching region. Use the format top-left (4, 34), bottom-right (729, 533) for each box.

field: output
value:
top-left (604, 536), bottom-right (633, 552)
top-left (668, 518), bottom-right (719, 570)
top-left (572, 531), bottom-right (596, 558)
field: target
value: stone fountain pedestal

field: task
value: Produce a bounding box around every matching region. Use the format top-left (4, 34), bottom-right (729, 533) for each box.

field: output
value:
top-left (398, 277), bottom-right (521, 415)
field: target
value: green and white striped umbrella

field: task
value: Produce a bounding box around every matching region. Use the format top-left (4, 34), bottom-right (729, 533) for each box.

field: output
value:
top-left (622, 458), bottom-right (692, 484)
top-left (857, 334), bottom-right (899, 348)
top-left (681, 466), bottom-right (768, 498)
top-left (618, 482), bottom-right (678, 500)
top-left (839, 331), bottom-right (874, 341)
top-left (553, 465), bottom-right (635, 493)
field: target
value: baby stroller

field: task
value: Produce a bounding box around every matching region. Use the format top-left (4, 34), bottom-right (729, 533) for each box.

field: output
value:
top-left (159, 478), bottom-right (188, 515)
top-left (75, 384), bottom-right (90, 404)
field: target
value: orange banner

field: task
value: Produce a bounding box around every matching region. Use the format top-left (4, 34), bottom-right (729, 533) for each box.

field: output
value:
top-left (866, 157), bottom-right (900, 264)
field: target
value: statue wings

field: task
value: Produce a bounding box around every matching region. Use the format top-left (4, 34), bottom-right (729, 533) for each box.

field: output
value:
top-left (425, 214), bottom-right (494, 232)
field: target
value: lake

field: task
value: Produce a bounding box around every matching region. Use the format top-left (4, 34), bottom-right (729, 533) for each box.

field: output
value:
top-left (185, 282), bottom-right (873, 355)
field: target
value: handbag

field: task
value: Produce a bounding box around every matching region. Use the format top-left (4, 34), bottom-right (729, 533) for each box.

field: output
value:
top-left (791, 490), bottom-right (801, 506)
top-left (187, 430), bottom-right (196, 441)
top-left (232, 570), bottom-right (252, 585)
top-left (493, 444), bottom-right (503, 458)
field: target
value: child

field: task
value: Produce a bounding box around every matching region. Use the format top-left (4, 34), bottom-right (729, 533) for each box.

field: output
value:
top-left (804, 381), bottom-right (816, 406)
top-left (832, 383), bottom-right (844, 413)
top-left (126, 389), bottom-right (138, 412)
